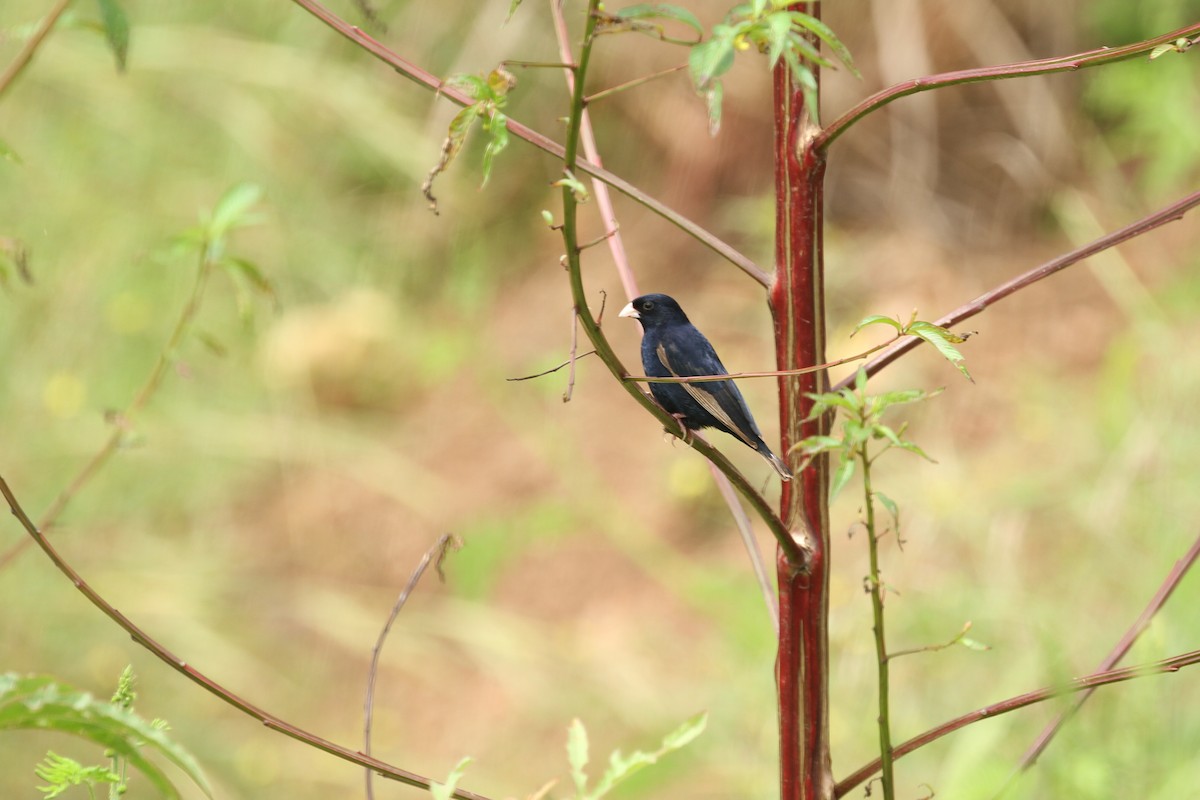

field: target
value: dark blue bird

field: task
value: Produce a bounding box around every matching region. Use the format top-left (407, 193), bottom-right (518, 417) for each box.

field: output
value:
top-left (620, 293), bottom-right (792, 481)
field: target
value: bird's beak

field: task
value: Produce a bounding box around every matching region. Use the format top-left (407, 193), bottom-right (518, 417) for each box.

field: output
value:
top-left (619, 302), bottom-right (639, 319)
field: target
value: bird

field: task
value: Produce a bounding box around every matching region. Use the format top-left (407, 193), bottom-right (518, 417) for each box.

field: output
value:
top-left (619, 293), bottom-right (792, 481)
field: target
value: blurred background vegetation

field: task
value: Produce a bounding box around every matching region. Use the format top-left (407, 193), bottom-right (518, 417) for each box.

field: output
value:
top-left (2, 0), bottom-right (1199, 797)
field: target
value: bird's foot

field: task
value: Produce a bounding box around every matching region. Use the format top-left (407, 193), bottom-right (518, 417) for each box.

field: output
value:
top-left (663, 413), bottom-right (692, 444)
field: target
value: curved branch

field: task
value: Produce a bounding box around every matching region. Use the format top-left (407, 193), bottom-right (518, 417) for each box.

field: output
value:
top-left (1011, 531), bottom-right (1200, 774)
top-left (834, 189), bottom-right (1200, 392)
top-left (816, 22), bottom-right (1200, 151)
top-left (833, 647), bottom-right (1200, 797)
top-left (0, 476), bottom-right (493, 800)
top-left (285, 0), bottom-right (770, 286)
top-left (552, 0), bottom-right (799, 563)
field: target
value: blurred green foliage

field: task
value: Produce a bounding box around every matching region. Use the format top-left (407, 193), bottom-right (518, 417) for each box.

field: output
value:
top-left (1, 0), bottom-right (1198, 799)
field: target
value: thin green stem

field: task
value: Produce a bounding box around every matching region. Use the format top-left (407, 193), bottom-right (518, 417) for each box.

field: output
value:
top-left (0, 245), bottom-right (216, 571)
top-left (555, 0), bottom-right (799, 561)
top-left (861, 441), bottom-right (895, 799)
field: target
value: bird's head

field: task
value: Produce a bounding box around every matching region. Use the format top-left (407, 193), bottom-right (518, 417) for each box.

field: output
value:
top-left (618, 293), bottom-right (689, 329)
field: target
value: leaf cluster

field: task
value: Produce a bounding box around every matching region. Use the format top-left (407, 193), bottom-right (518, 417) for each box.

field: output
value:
top-left (1, 672), bottom-right (211, 799)
top-left (794, 368), bottom-right (940, 501)
top-left (422, 68), bottom-right (518, 212)
top-left (606, 2), bottom-right (858, 134)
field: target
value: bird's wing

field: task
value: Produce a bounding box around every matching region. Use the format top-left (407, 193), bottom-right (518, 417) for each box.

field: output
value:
top-left (655, 340), bottom-right (759, 448)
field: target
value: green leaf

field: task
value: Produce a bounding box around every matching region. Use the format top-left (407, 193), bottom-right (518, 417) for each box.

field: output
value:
top-left (615, 4), bottom-right (704, 38)
top-left (505, 0), bottom-right (523, 23)
top-left (588, 712), bottom-right (707, 798)
top-left (959, 637), bottom-right (992, 652)
top-left (94, 0), bottom-right (130, 72)
top-left (874, 388), bottom-right (933, 408)
top-left (702, 81), bottom-right (723, 136)
top-left (784, 30), bottom-right (836, 70)
top-left (829, 457), bottom-right (855, 499)
top-left (907, 320), bottom-right (972, 381)
top-left (429, 757), bottom-right (472, 800)
top-left (222, 257), bottom-right (274, 296)
top-left (444, 74), bottom-right (489, 101)
top-left (207, 182), bottom-right (263, 241)
top-left (765, 11), bottom-right (791, 66)
top-left (793, 434), bottom-right (842, 455)
top-left (35, 752), bottom-right (120, 798)
top-left (553, 170), bottom-right (590, 203)
top-left (688, 31), bottom-right (736, 88)
top-left (874, 491), bottom-right (899, 529)
top-left (788, 11), bottom-right (860, 77)
top-left (0, 674), bottom-right (212, 798)
top-left (480, 110), bottom-right (509, 186)
top-left (567, 718), bottom-right (590, 795)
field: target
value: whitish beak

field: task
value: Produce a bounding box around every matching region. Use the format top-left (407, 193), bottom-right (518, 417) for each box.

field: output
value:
top-left (618, 302), bottom-right (639, 319)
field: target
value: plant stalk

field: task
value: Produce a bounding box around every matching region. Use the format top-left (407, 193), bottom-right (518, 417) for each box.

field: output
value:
top-left (771, 3), bottom-right (832, 798)
top-left (861, 445), bottom-right (895, 798)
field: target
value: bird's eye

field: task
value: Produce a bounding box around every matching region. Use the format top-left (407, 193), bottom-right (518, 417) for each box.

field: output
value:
top-left (641, 300), bottom-right (654, 311)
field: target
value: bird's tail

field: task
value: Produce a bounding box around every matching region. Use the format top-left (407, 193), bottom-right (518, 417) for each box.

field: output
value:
top-left (761, 447), bottom-right (793, 482)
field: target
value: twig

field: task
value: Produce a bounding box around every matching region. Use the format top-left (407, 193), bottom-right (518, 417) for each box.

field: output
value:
top-left (860, 443), bottom-right (895, 799)
top-left (584, 64), bottom-right (688, 105)
top-left (628, 335), bottom-right (899, 385)
top-left (551, 0), bottom-right (801, 565)
top-left (506, 350), bottom-right (599, 381)
top-left (709, 461), bottom-right (779, 633)
top-left (0, 474), bottom-right (492, 800)
top-left (889, 621), bottom-right (982, 660)
top-left (835, 189), bottom-right (1200, 392)
top-left (0, 246), bottom-right (217, 571)
top-left (550, 0), bottom-right (639, 300)
top-left (1003, 531), bottom-right (1200, 785)
top-left (816, 22), bottom-right (1200, 151)
top-left (564, 307), bottom-right (580, 402)
top-left (365, 534), bottom-right (459, 800)
top-left (0, 0), bottom-right (72, 100)
top-left (832, 647), bottom-right (1200, 797)
top-left (285, 0), bottom-right (769, 286)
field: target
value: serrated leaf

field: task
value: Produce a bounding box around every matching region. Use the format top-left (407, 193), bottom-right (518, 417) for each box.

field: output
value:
top-left (895, 439), bottom-right (936, 462)
top-left (567, 719), bottom-right (589, 794)
top-left (94, 0), bottom-right (130, 72)
top-left (429, 757), bottom-right (472, 800)
top-left (788, 11), bottom-right (860, 77)
top-left (616, 4), bottom-right (704, 37)
top-left (907, 321), bottom-right (972, 381)
top-left (852, 314), bottom-right (903, 336)
top-left (588, 712), bottom-right (707, 799)
top-left (207, 183), bottom-right (262, 241)
top-left (829, 456), bottom-right (855, 499)
top-left (661, 711), bottom-right (707, 749)
top-left (874, 388), bottom-right (931, 408)
top-left (0, 674), bottom-right (211, 798)
top-left (784, 30), bottom-right (835, 70)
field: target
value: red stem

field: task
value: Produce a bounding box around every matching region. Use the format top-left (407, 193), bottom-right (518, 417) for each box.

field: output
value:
top-left (834, 647), bottom-right (1200, 797)
top-left (772, 4), bottom-right (832, 798)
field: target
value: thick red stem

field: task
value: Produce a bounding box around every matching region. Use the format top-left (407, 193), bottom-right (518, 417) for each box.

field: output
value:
top-left (772, 5), bottom-right (832, 799)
